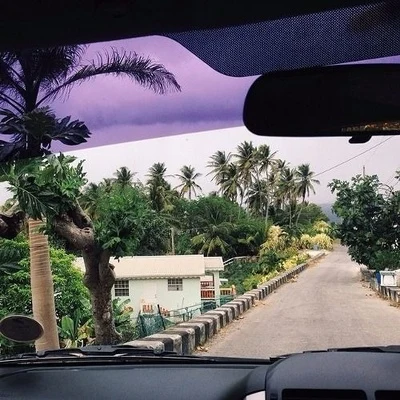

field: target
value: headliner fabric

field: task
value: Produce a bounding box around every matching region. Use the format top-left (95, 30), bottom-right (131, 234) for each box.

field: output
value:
top-left (167, 1), bottom-right (400, 76)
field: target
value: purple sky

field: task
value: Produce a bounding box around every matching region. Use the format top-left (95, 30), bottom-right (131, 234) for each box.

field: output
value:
top-left (1, 35), bottom-right (400, 206)
top-left (52, 36), bottom-right (256, 151)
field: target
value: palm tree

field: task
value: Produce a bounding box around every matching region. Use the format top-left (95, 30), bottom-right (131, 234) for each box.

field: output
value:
top-left (114, 166), bottom-right (135, 188)
top-left (0, 46), bottom-right (180, 160)
top-left (191, 223), bottom-right (232, 256)
top-left (0, 47), bottom-right (180, 345)
top-left (146, 162), bottom-right (172, 212)
top-left (295, 164), bottom-right (320, 203)
top-left (207, 150), bottom-right (231, 192)
top-left (256, 144), bottom-right (277, 177)
top-left (79, 183), bottom-right (103, 219)
top-left (234, 141), bottom-right (258, 194)
top-left (278, 167), bottom-right (298, 206)
top-left (220, 163), bottom-right (243, 203)
top-left (28, 219), bottom-right (59, 351)
top-left (246, 179), bottom-right (270, 217)
top-left (175, 165), bottom-right (202, 200)
top-left (255, 144), bottom-right (277, 221)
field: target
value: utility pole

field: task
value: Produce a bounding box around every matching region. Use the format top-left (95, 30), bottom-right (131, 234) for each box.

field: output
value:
top-left (363, 165), bottom-right (366, 177)
top-left (171, 227), bottom-right (175, 255)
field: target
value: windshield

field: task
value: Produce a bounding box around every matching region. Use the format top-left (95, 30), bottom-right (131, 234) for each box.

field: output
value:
top-left (0, 16), bottom-right (400, 360)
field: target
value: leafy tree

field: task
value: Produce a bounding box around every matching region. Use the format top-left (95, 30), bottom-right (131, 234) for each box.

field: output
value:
top-left (2, 155), bottom-right (159, 344)
top-left (0, 107), bottom-right (91, 162)
top-left (174, 165), bottom-right (202, 200)
top-left (0, 236), bottom-right (90, 320)
top-left (330, 175), bottom-right (400, 270)
top-left (0, 44), bottom-right (180, 237)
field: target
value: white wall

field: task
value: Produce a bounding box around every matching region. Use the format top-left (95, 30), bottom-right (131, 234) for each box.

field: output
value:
top-left (112, 278), bottom-right (201, 317)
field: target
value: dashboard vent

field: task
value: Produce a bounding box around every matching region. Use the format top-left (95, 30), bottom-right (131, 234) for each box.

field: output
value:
top-left (375, 391), bottom-right (400, 400)
top-left (282, 389), bottom-right (367, 400)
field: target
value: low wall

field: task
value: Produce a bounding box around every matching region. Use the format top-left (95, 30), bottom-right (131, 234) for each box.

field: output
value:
top-left (125, 252), bottom-right (325, 355)
top-left (360, 266), bottom-right (400, 303)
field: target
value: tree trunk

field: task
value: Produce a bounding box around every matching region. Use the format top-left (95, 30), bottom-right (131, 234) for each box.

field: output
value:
top-left (82, 249), bottom-right (121, 345)
top-left (52, 205), bottom-right (121, 345)
top-left (28, 219), bottom-right (60, 351)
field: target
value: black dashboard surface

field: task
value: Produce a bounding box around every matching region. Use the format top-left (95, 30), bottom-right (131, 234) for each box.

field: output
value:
top-left (0, 352), bottom-right (399, 399)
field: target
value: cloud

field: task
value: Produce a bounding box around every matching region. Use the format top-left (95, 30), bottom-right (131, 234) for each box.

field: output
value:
top-left (51, 36), bottom-right (256, 148)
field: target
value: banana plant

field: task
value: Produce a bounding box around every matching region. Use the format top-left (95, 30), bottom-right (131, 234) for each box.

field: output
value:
top-left (58, 309), bottom-right (94, 348)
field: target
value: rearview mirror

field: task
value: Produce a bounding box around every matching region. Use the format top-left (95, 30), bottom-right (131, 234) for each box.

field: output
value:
top-left (243, 64), bottom-right (400, 143)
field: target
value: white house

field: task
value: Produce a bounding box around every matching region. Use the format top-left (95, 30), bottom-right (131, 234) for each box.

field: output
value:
top-left (74, 255), bottom-right (226, 317)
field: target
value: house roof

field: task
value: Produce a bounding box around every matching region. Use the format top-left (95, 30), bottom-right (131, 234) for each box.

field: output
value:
top-left (74, 255), bottom-right (217, 279)
top-left (204, 257), bottom-right (224, 272)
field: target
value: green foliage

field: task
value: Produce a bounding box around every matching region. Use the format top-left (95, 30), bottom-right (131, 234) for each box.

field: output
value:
top-left (177, 195), bottom-right (265, 258)
top-left (58, 309), bottom-right (94, 348)
top-left (0, 234), bottom-right (27, 274)
top-left (0, 107), bottom-right (91, 162)
top-left (0, 237), bottom-right (90, 319)
top-left (4, 153), bottom-right (86, 219)
top-left (112, 298), bottom-right (138, 343)
top-left (260, 225), bottom-right (289, 253)
top-left (93, 184), bottom-right (166, 258)
top-left (330, 175), bottom-right (400, 270)
top-left (136, 213), bottom-right (170, 256)
top-left (371, 250), bottom-right (400, 272)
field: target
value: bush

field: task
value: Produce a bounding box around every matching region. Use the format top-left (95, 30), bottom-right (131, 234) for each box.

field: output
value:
top-left (298, 233), bottom-right (333, 250)
top-left (371, 250), bottom-right (400, 272)
top-left (260, 225), bottom-right (288, 253)
top-left (311, 233), bottom-right (333, 250)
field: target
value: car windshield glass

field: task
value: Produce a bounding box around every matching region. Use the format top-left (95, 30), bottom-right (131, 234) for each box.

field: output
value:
top-left (0, 17), bottom-right (399, 359)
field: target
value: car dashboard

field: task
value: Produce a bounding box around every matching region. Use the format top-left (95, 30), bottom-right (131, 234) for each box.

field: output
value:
top-left (0, 352), bottom-right (399, 399)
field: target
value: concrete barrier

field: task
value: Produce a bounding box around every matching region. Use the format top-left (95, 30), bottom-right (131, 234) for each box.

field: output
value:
top-left (126, 252), bottom-right (325, 355)
top-left (363, 270), bottom-right (400, 304)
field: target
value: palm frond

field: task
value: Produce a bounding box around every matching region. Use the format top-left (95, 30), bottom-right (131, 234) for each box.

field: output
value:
top-left (38, 49), bottom-right (181, 106)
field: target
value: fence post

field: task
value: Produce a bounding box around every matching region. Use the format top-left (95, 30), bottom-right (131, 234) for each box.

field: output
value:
top-left (157, 304), bottom-right (166, 330)
top-left (139, 314), bottom-right (147, 337)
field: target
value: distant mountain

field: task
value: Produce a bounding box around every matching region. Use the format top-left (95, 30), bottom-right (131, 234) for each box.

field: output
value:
top-left (318, 203), bottom-right (341, 223)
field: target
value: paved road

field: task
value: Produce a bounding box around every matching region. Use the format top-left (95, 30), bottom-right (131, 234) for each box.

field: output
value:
top-left (203, 246), bottom-right (400, 358)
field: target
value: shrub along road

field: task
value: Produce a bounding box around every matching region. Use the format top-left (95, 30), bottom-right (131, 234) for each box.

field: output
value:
top-left (202, 246), bottom-right (400, 358)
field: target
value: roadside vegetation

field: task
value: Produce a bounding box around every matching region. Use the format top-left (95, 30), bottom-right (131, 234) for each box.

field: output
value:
top-left (330, 173), bottom-right (400, 272)
top-left (0, 45), bottom-right (334, 349)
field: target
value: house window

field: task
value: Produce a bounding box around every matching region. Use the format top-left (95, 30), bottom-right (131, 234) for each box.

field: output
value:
top-left (114, 280), bottom-right (129, 297)
top-left (168, 278), bottom-right (183, 291)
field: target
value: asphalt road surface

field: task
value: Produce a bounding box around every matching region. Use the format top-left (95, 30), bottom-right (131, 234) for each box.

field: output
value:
top-left (202, 246), bottom-right (400, 358)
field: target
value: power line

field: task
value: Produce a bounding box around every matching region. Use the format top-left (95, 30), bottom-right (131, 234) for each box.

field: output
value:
top-left (314, 136), bottom-right (393, 178)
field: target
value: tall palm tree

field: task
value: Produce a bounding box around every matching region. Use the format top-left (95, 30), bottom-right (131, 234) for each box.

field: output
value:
top-left (220, 163), bottom-right (243, 203)
top-left (234, 141), bottom-right (258, 194)
top-left (0, 46), bottom-right (180, 159)
top-left (278, 167), bottom-right (298, 206)
top-left (256, 144), bottom-right (277, 177)
top-left (146, 162), bottom-right (172, 212)
top-left (28, 219), bottom-right (59, 351)
top-left (246, 179), bottom-right (270, 217)
top-left (175, 165), bottom-right (202, 200)
top-left (206, 150), bottom-right (231, 192)
top-left (113, 166), bottom-right (135, 188)
top-left (255, 144), bottom-right (277, 221)
top-left (277, 167), bottom-right (299, 227)
top-left (295, 164), bottom-right (320, 203)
